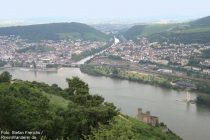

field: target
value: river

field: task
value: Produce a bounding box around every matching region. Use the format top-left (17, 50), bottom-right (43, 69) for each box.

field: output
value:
top-left (75, 37), bottom-right (120, 65)
top-left (1, 67), bottom-right (210, 140)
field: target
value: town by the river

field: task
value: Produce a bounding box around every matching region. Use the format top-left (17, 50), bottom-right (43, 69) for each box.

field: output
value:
top-left (1, 67), bottom-right (210, 140)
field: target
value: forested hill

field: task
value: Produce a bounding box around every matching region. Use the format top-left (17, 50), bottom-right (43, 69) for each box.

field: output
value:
top-left (0, 22), bottom-right (110, 41)
top-left (190, 16), bottom-right (210, 26)
top-left (0, 71), bottom-right (181, 140)
top-left (123, 16), bottom-right (210, 44)
top-left (123, 25), bottom-right (146, 40)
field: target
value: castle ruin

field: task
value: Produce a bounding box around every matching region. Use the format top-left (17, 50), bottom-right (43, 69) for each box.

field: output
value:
top-left (137, 108), bottom-right (159, 127)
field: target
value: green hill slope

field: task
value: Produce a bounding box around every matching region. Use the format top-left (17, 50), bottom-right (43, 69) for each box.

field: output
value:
top-left (0, 22), bottom-right (110, 41)
top-left (123, 16), bottom-right (210, 44)
top-left (190, 16), bottom-right (210, 26)
top-left (123, 25), bottom-right (146, 40)
top-left (0, 71), bottom-right (181, 140)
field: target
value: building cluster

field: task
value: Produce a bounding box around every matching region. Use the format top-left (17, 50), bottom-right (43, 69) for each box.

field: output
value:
top-left (0, 35), bottom-right (106, 68)
top-left (102, 38), bottom-right (210, 74)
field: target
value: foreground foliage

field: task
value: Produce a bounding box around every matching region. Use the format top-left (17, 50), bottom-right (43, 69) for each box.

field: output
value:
top-left (86, 115), bottom-right (181, 140)
top-left (0, 71), bottom-right (181, 139)
top-left (0, 72), bottom-right (118, 139)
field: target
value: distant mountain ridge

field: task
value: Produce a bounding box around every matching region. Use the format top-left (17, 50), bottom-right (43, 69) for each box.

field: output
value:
top-left (123, 16), bottom-right (210, 44)
top-left (0, 22), bottom-right (110, 41)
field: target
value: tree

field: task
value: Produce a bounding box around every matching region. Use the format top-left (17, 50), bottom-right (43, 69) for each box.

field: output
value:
top-left (0, 60), bottom-right (6, 67)
top-left (0, 71), bottom-right (12, 83)
top-left (63, 77), bottom-right (118, 139)
top-left (85, 117), bottom-right (135, 140)
top-left (111, 68), bottom-right (119, 77)
top-left (64, 102), bottom-right (118, 139)
top-left (66, 77), bottom-right (89, 95)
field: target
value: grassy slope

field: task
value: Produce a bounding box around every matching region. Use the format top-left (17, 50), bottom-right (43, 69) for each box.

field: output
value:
top-left (126, 116), bottom-right (180, 140)
top-left (41, 91), bottom-right (70, 109)
top-left (22, 81), bottom-right (70, 109)
top-left (0, 81), bottom-right (70, 109)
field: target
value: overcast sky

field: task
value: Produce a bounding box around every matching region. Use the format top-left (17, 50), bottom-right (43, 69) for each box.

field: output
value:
top-left (1, 0), bottom-right (210, 23)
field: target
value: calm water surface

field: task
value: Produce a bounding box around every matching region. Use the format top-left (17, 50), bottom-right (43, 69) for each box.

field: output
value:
top-left (1, 67), bottom-right (210, 140)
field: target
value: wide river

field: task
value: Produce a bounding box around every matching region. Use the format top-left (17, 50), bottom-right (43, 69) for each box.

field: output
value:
top-left (1, 67), bottom-right (210, 140)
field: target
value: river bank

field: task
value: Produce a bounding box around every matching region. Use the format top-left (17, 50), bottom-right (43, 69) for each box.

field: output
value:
top-left (0, 67), bottom-right (59, 72)
top-left (2, 65), bottom-right (210, 107)
top-left (80, 64), bottom-right (210, 107)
